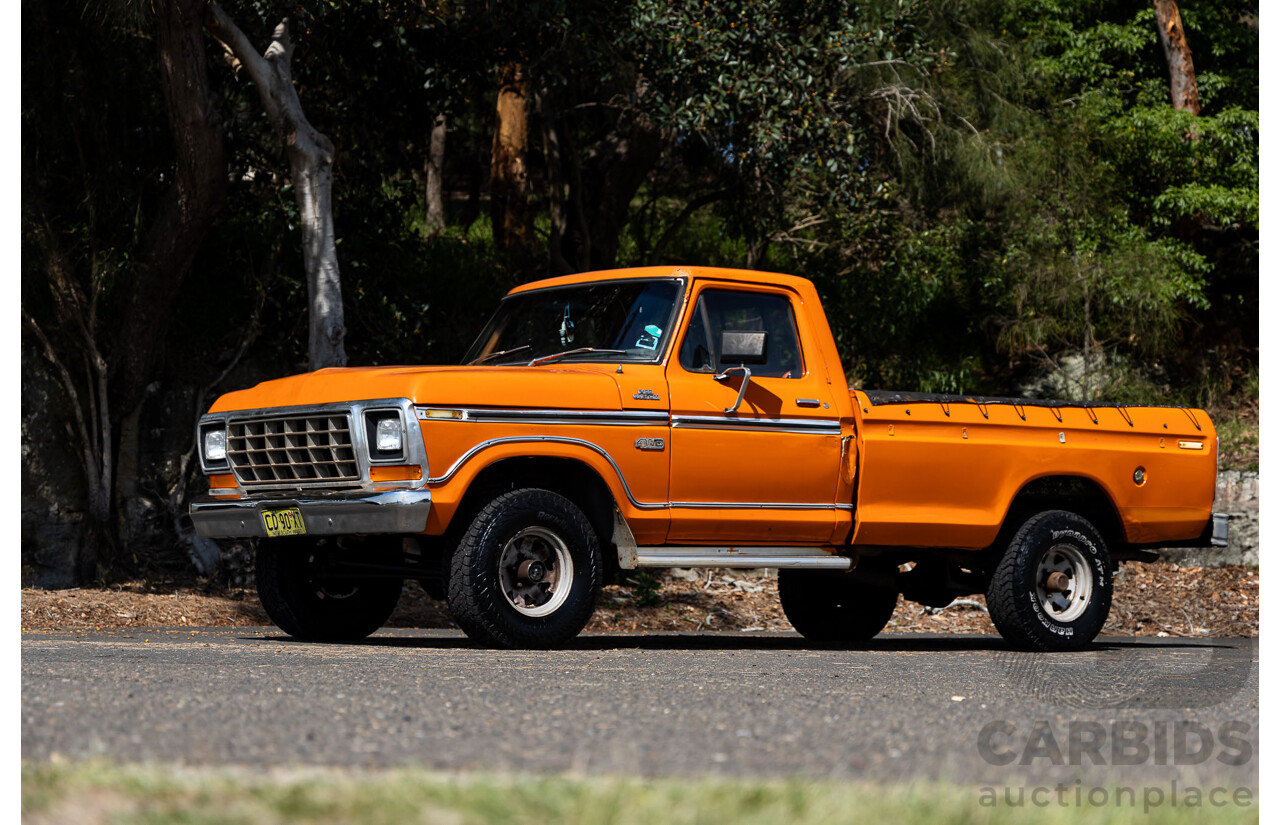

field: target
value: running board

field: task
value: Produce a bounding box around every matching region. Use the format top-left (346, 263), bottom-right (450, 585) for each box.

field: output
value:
top-left (634, 547), bottom-right (852, 570)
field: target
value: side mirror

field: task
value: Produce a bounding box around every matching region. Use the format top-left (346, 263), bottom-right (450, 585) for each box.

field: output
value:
top-left (720, 331), bottom-right (768, 365)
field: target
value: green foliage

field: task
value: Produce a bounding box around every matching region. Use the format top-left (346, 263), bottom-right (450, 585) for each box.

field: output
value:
top-left (26, 0), bottom-right (1256, 398)
top-left (21, 0), bottom-right (1259, 582)
top-left (622, 0), bottom-right (935, 235)
top-left (625, 572), bottom-right (663, 608)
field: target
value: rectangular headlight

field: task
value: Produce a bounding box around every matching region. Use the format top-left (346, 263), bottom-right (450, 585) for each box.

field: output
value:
top-left (376, 417), bottom-right (403, 452)
top-left (204, 429), bottom-right (227, 462)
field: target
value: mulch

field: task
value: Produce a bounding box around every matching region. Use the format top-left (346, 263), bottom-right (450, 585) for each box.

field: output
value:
top-left (20, 561), bottom-right (1257, 638)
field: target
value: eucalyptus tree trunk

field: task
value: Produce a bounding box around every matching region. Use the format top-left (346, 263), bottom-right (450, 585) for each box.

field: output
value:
top-left (205, 4), bottom-right (347, 370)
top-left (491, 62), bottom-right (535, 254)
top-left (113, 0), bottom-right (228, 418)
top-left (1153, 0), bottom-right (1201, 115)
top-left (424, 113), bottom-right (447, 237)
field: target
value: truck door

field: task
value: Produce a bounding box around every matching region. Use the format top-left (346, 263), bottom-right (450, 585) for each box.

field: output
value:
top-left (664, 283), bottom-right (843, 543)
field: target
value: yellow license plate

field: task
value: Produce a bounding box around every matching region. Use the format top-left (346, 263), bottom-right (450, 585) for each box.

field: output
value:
top-left (262, 507), bottom-right (307, 537)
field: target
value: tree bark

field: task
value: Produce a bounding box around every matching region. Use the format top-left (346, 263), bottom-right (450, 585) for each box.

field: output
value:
top-left (205, 4), bottom-right (348, 370)
top-left (35, 0), bottom-right (227, 581)
top-left (110, 0), bottom-right (228, 418)
top-left (490, 62), bottom-right (535, 254)
top-left (424, 113), bottom-right (447, 237)
top-left (1153, 0), bottom-right (1201, 115)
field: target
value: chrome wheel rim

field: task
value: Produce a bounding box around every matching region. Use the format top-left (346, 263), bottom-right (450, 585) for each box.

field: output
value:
top-left (305, 553), bottom-right (359, 600)
top-left (316, 583), bottom-right (360, 600)
top-left (1035, 543), bottom-right (1093, 623)
top-left (498, 527), bottom-right (574, 617)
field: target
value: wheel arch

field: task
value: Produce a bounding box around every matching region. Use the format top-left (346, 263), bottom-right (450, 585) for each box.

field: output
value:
top-left (446, 455), bottom-right (622, 574)
top-left (992, 474), bottom-right (1127, 564)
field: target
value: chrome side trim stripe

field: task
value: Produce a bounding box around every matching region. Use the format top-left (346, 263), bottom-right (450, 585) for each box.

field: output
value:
top-left (426, 436), bottom-right (666, 510)
top-left (415, 406), bottom-right (842, 434)
top-left (671, 415), bottom-right (841, 435)
top-left (416, 407), bottom-right (669, 426)
top-left (426, 435), bottom-right (856, 514)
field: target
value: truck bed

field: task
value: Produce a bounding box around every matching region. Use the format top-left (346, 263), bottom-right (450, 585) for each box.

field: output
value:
top-left (849, 389), bottom-right (1217, 550)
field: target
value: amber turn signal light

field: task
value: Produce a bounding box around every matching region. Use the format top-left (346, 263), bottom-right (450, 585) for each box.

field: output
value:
top-left (369, 465), bottom-right (423, 483)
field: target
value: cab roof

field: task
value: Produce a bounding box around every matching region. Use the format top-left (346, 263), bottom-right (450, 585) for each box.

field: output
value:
top-left (506, 265), bottom-right (816, 296)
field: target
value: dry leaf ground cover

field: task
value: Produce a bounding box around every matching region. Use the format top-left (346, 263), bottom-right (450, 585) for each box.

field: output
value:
top-left (21, 562), bottom-right (1257, 638)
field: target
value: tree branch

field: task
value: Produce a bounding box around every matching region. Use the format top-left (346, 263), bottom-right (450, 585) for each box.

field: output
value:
top-left (204, 3), bottom-right (289, 129)
top-left (23, 312), bottom-right (95, 490)
top-left (204, 3), bottom-right (270, 83)
top-left (646, 190), bottom-right (727, 265)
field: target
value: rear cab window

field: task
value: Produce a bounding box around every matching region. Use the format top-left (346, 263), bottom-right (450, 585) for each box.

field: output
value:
top-left (678, 289), bottom-right (804, 378)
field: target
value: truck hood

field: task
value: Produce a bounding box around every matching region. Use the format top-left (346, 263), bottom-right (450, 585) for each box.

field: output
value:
top-left (208, 365), bottom-right (625, 413)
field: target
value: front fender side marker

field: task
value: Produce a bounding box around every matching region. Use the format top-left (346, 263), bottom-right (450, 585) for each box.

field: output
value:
top-left (369, 465), bottom-right (423, 483)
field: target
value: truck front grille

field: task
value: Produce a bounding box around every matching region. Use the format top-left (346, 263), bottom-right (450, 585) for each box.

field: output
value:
top-left (227, 413), bottom-right (361, 486)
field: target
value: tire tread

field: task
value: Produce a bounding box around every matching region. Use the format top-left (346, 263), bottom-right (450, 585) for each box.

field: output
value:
top-left (986, 509), bottom-right (1112, 651)
top-left (447, 488), bottom-right (601, 649)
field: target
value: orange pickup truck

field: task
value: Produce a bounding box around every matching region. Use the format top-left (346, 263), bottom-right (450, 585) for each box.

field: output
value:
top-left (191, 266), bottom-right (1226, 651)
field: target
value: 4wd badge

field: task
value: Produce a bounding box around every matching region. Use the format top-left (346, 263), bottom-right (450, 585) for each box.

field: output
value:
top-left (634, 437), bottom-right (665, 452)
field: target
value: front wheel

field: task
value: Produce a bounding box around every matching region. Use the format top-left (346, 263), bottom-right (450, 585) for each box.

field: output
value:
top-left (447, 488), bottom-right (603, 649)
top-left (255, 538), bottom-right (403, 641)
top-left (778, 568), bottom-right (899, 642)
top-left (986, 510), bottom-right (1113, 651)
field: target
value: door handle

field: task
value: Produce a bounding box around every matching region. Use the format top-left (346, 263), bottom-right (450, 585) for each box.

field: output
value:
top-left (795, 398), bottom-right (821, 408)
top-left (714, 366), bottom-right (752, 414)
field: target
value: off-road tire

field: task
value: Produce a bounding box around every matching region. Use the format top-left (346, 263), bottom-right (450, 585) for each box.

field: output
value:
top-left (447, 488), bottom-right (602, 649)
top-left (777, 569), bottom-right (900, 642)
top-left (986, 510), bottom-right (1112, 651)
top-left (255, 538), bottom-right (403, 641)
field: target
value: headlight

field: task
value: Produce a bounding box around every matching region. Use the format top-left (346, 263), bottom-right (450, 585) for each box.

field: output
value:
top-left (204, 429), bottom-right (227, 462)
top-left (365, 411), bottom-right (407, 461)
top-left (376, 418), bottom-right (403, 452)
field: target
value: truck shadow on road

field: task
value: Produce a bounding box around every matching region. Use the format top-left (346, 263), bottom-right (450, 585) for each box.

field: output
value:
top-left (245, 632), bottom-right (1248, 654)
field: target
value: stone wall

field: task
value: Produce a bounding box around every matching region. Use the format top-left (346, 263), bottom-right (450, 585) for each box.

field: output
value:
top-left (1157, 470), bottom-right (1259, 567)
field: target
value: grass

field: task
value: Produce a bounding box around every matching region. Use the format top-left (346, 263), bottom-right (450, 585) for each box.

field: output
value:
top-left (21, 761), bottom-right (1258, 825)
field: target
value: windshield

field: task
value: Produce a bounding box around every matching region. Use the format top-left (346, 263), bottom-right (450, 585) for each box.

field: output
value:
top-left (463, 279), bottom-right (684, 366)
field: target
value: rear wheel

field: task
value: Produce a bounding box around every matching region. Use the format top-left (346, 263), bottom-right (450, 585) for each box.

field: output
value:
top-left (778, 569), bottom-right (899, 642)
top-left (986, 510), bottom-right (1112, 651)
top-left (255, 538), bottom-right (403, 641)
top-left (447, 488), bottom-right (602, 649)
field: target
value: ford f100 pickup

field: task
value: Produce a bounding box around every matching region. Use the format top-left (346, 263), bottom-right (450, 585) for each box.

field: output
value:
top-left (191, 266), bottom-right (1227, 650)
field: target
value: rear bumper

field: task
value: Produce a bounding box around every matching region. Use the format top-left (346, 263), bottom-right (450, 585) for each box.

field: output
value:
top-left (1210, 512), bottom-right (1230, 547)
top-left (190, 489), bottom-right (432, 538)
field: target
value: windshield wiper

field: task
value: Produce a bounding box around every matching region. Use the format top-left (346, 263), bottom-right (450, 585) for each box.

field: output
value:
top-left (469, 345), bottom-right (531, 365)
top-left (528, 348), bottom-right (626, 366)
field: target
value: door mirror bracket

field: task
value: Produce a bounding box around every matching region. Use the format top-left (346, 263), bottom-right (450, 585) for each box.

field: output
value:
top-left (714, 366), bottom-right (753, 414)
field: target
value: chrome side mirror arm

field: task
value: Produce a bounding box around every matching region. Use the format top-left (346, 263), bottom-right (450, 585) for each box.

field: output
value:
top-left (714, 366), bottom-right (752, 414)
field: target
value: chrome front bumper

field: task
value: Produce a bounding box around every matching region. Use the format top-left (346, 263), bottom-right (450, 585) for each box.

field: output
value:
top-left (190, 489), bottom-right (432, 539)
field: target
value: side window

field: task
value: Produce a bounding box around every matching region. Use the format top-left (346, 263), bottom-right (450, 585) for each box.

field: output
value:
top-left (678, 290), bottom-right (803, 378)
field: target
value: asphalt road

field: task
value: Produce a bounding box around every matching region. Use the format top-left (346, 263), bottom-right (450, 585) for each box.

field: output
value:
top-left (22, 628), bottom-right (1258, 788)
